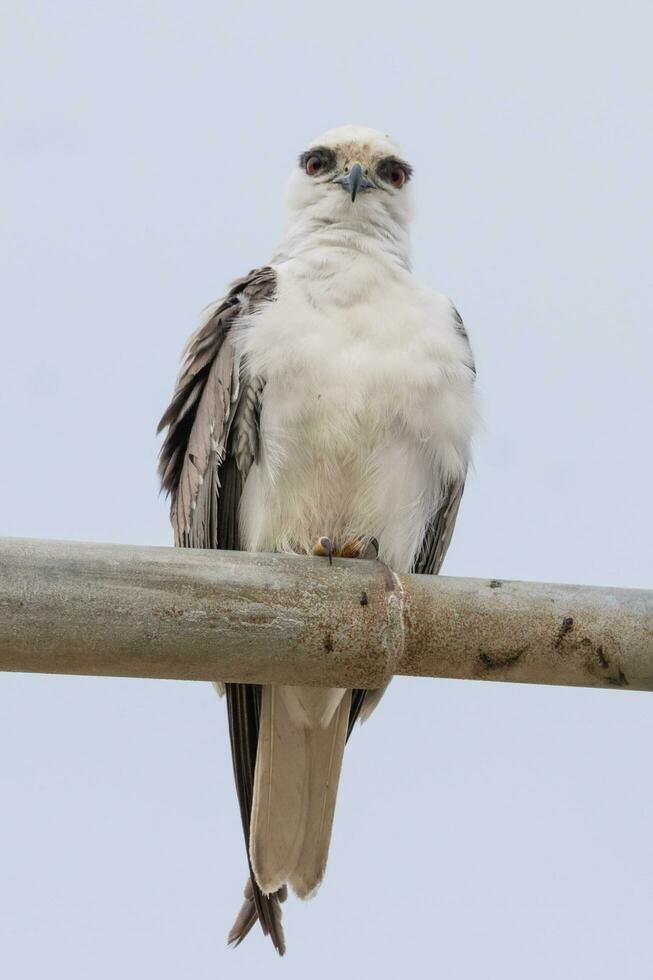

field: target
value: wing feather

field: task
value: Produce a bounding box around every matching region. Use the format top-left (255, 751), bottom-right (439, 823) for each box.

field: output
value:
top-left (157, 266), bottom-right (275, 546)
top-left (412, 479), bottom-right (466, 576)
top-left (157, 266), bottom-right (286, 953)
top-left (413, 303), bottom-right (475, 576)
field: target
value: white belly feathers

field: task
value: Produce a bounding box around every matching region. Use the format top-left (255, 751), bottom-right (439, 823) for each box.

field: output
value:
top-left (234, 244), bottom-right (475, 574)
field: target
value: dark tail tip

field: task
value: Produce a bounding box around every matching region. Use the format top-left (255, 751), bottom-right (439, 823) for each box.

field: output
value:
top-left (227, 876), bottom-right (287, 955)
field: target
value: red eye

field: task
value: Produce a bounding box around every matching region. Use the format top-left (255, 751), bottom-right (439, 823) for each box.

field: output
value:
top-left (390, 167), bottom-right (406, 188)
top-left (306, 155), bottom-right (323, 176)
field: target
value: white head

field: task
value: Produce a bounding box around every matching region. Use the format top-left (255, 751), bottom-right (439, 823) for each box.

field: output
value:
top-left (283, 125), bottom-right (414, 264)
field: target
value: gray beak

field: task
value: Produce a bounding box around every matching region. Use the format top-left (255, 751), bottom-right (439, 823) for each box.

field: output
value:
top-left (332, 163), bottom-right (375, 202)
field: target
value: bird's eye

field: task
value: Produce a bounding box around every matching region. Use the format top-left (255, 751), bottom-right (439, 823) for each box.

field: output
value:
top-left (376, 157), bottom-right (412, 189)
top-left (305, 155), bottom-right (323, 176)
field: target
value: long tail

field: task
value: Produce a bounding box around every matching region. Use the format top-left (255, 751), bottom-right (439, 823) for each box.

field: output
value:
top-left (250, 685), bottom-right (352, 900)
top-left (225, 683), bottom-right (287, 955)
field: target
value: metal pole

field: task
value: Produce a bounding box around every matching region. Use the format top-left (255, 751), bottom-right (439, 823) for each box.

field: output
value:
top-left (0, 536), bottom-right (651, 692)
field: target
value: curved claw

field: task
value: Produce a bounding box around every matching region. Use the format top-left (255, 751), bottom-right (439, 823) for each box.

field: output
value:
top-left (313, 536), bottom-right (334, 565)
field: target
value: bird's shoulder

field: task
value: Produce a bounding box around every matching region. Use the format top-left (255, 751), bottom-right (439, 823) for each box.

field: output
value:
top-left (403, 278), bottom-right (476, 378)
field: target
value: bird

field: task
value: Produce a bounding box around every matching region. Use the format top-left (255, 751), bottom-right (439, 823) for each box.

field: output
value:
top-left (157, 124), bottom-right (477, 954)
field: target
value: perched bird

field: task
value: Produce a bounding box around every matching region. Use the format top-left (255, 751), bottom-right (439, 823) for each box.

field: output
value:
top-left (157, 125), bottom-right (477, 954)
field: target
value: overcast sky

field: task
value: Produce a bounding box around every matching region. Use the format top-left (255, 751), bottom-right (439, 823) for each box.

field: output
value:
top-left (2, 1), bottom-right (652, 977)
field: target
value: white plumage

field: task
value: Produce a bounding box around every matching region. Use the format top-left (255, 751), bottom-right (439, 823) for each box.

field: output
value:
top-left (158, 124), bottom-right (477, 952)
top-left (237, 229), bottom-right (475, 572)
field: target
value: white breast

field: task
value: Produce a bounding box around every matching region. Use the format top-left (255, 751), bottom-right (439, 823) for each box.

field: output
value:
top-left (234, 242), bottom-right (475, 573)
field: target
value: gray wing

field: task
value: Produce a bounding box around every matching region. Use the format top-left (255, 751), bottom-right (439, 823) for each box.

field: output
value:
top-left (411, 480), bottom-right (466, 575)
top-left (158, 266), bottom-right (275, 548)
top-left (412, 303), bottom-right (475, 576)
top-left (157, 266), bottom-right (287, 955)
top-left (451, 303), bottom-right (476, 377)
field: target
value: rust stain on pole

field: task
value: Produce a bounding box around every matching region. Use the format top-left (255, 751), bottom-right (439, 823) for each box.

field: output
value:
top-left (0, 537), bottom-right (652, 692)
top-left (399, 573), bottom-right (653, 691)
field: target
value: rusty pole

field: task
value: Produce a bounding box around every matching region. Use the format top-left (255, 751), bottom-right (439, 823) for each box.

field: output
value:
top-left (0, 536), bottom-right (651, 692)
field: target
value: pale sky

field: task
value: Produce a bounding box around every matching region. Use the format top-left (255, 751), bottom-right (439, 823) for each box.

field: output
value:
top-left (1, 2), bottom-right (652, 977)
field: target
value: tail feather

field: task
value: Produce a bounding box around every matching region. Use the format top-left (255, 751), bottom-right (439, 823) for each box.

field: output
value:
top-left (225, 683), bottom-right (287, 955)
top-left (250, 687), bottom-right (306, 893)
top-left (227, 877), bottom-right (287, 952)
top-left (287, 693), bottom-right (351, 899)
top-left (251, 686), bottom-right (352, 899)
top-left (227, 877), bottom-right (258, 948)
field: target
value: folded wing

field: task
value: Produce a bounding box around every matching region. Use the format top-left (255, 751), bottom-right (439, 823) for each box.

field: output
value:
top-left (157, 267), bottom-right (288, 954)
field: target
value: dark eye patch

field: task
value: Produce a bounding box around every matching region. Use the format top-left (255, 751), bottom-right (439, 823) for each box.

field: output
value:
top-left (376, 156), bottom-right (414, 184)
top-left (298, 146), bottom-right (337, 174)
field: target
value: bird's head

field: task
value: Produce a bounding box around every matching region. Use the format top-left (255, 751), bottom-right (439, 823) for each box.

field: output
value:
top-left (285, 125), bottom-right (414, 244)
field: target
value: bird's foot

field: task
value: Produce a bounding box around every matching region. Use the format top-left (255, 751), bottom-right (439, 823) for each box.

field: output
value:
top-left (312, 536), bottom-right (335, 565)
top-left (340, 536), bottom-right (379, 560)
top-left (312, 535), bottom-right (379, 563)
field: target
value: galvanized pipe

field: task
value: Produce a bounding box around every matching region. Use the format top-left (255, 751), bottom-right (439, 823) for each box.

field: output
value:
top-left (0, 536), bottom-right (651, 692)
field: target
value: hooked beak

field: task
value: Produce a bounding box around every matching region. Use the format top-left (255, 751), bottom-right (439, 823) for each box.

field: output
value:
top-left (332, 163), bottom-right (375, 202)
